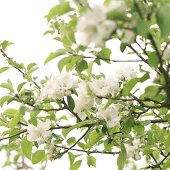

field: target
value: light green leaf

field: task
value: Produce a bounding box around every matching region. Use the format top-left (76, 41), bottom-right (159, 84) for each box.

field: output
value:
top-left (8, 111), bottom-right (22, 128)
top-left (44, 49), bottom-right (66, 64)
top-left (17, 82), bottom-right (26, 92)
top-left (21, 136), bottom-right (32, 159)
top-left (70, 160), bottom-right (82, 170)
top-left (1, 79), bottom-right (14, 93)
top-left (32, 150), bottom-right (45, 164)
top-left (0, 67), bottom-right (9, 74)
top-left (85, 131), bottom-right (103, 150)
top-left (62, 120), bottom-right (93, 138)
top-left (165, 132), bottom-right (170, 153)
top-left (0, 96), bottom-right (11, 107)
top-left (117, 144), bottom-right (127, 170)
top-left (58, 56), bottom-right (73, 72)
top-left (87, 155), bottom-right (96, 167)
top-left (98, 48), bottom-right (111, 63)
top-left (46, 2), bottom-right (73, 21)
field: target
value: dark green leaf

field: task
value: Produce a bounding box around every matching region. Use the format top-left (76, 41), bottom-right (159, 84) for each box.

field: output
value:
top-left (67, 96), bottom-right (75, 111)
top-left (156, 5), bottom-right (170, 37)
top-left (76, 59), bottom-right (88, 74)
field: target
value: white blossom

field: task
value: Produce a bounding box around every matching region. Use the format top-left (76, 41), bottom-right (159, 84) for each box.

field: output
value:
top-left (97, 105), bottom-right (121, 128)
top-left (76, 5), bottom-right (116, 47)
top-left (39, 73), bottom-right (78, 101)
top-left (126, 138), bottom-right (141, 160)
top-left (74, 83), bottom-right (94, 120)
top-left (89, 77), bottom-right (119, 97)
top-left (27, 119), bottom-right (51, 145)
top-left (115, 65), bottom-right (137, 81)
top-left (162, 45), bottom-right (170, 61)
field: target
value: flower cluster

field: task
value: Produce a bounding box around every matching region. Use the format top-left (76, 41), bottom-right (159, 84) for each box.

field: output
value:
top-left (115, 65), bottom-right (137, 81)
top-left (74, 83), bottom-right (94, 120)
top-left (126, 138), bottom-right (141, 160)
top-left (26, 119), bottom-right (51, 144)
top-left (97, 105), bottom-right (121, 128)
top-left (89, 77), bottom-right (119, 97)
top-left (76, 0), bottom-right (126, 47)
top-left (39, 73), bottom-right (78, 101)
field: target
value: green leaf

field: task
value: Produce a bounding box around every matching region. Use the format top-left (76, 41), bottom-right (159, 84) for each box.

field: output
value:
top-left (76, 59), bottom-right (88, 74)
top-left (85, 131), bottom-right (103, 150)
top-left (58, 56), bottom-right (73, 72)
top-left (136, 20), bottom-right (150, 37)
top-left (70, 160), bottom-right (82, 170)
top-left (17, 82), bottom-right (26, 92)
top-left (147, 52), bottom-right (159, 68)
top-left (98, 48), bottom-right (111, 63)
top-left (44, 49), bottom-right (66, 64)
top-left (67, 137), bottom-right (76, 145)
top-left (0, 96), bottom-right (11, 107)
top-left (133, 124), bottom-right (144, 136)
top-left (165, 132), bottom-right (170, 153)
top-left (0, 67), bottom-right (9, 74)
top-left (21, 136), bottom-right (32, 159)
top-left (120, 43), bottom-right (127, 53)
top-left (122, 78), bottom-right (139, 96)
top-left (122, 117), bottom-right (134, 134)
top-left (8, 111), bottom-right (22, 128)
top-left (67, 96), bottom-right (75, 111)
top-left (46, 2), bottom-right (73, 21)
top-left (0, 40), bottom-right (13, 50)
top-left (1, 79), bottom-right (14, 93)
top-left (62, 120), bottom-right (93, 138)
top-left (87, 155), bottom-right (96, 167)
top-left (117, 144), bottom-right (127, 170)
top-left (32, 150), bottom-right (45, 164)
top-left (156, 5), bottom-right (170, 37)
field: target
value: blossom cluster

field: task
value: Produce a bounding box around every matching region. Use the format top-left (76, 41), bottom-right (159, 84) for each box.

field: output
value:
top-left (76, 0), bottom-right (126, 47)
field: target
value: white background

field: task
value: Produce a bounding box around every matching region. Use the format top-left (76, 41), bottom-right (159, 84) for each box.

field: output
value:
top-left (0, 0), bottom-right (142, 169)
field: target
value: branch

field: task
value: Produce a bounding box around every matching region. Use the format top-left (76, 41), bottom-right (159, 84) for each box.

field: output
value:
top-left (0, 49), bottom-right (40, 89)
top-left (55, 144), bottom-right (120, 155)
top-left (62, 127), bottom-right (91, 154)
top-left (0, 130), bottom-right (27, 142)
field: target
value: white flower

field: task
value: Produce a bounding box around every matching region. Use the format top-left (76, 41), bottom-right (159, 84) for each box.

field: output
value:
top-left (39, 73), bottom-right (78, 101)
top-left (126, 138), bottom-right (141, 160)
top-left (89, 77), bottom-right (119, 97)
top-left (115, 65), bottom-right (137, 81)
top-left (97, 105), bottom-right (120, 128)
top-left (74, 83), bottom-right (94, 120)
top-left (76, 5), bottom-right (116, 47)
top-left (163, 45), bottom-right (170, 61)
top-left (27, 119), bottom-right (51, 144)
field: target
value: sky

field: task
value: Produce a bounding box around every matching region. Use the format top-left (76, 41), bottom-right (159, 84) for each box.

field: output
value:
top-left (0, 0), bottom-right (143, 170)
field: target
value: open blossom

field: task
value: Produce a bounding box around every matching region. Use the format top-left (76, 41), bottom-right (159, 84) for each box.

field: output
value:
top-left (39, 73), bottom-right (78, 101)
top-left (76, 5), bottom-right (116, 47)
top-left (89, 77), bottom-right (119, 97)
top-left (115, 65), bottom-right (137, 81)
top-left (74, 83), bottom-right (94, 120)
top-left (27, 119), bottom-right (51, 145)
top-left (126, 138), bottom-right (141, 160)
top-left (97, 105), bottom-right (121, 128)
